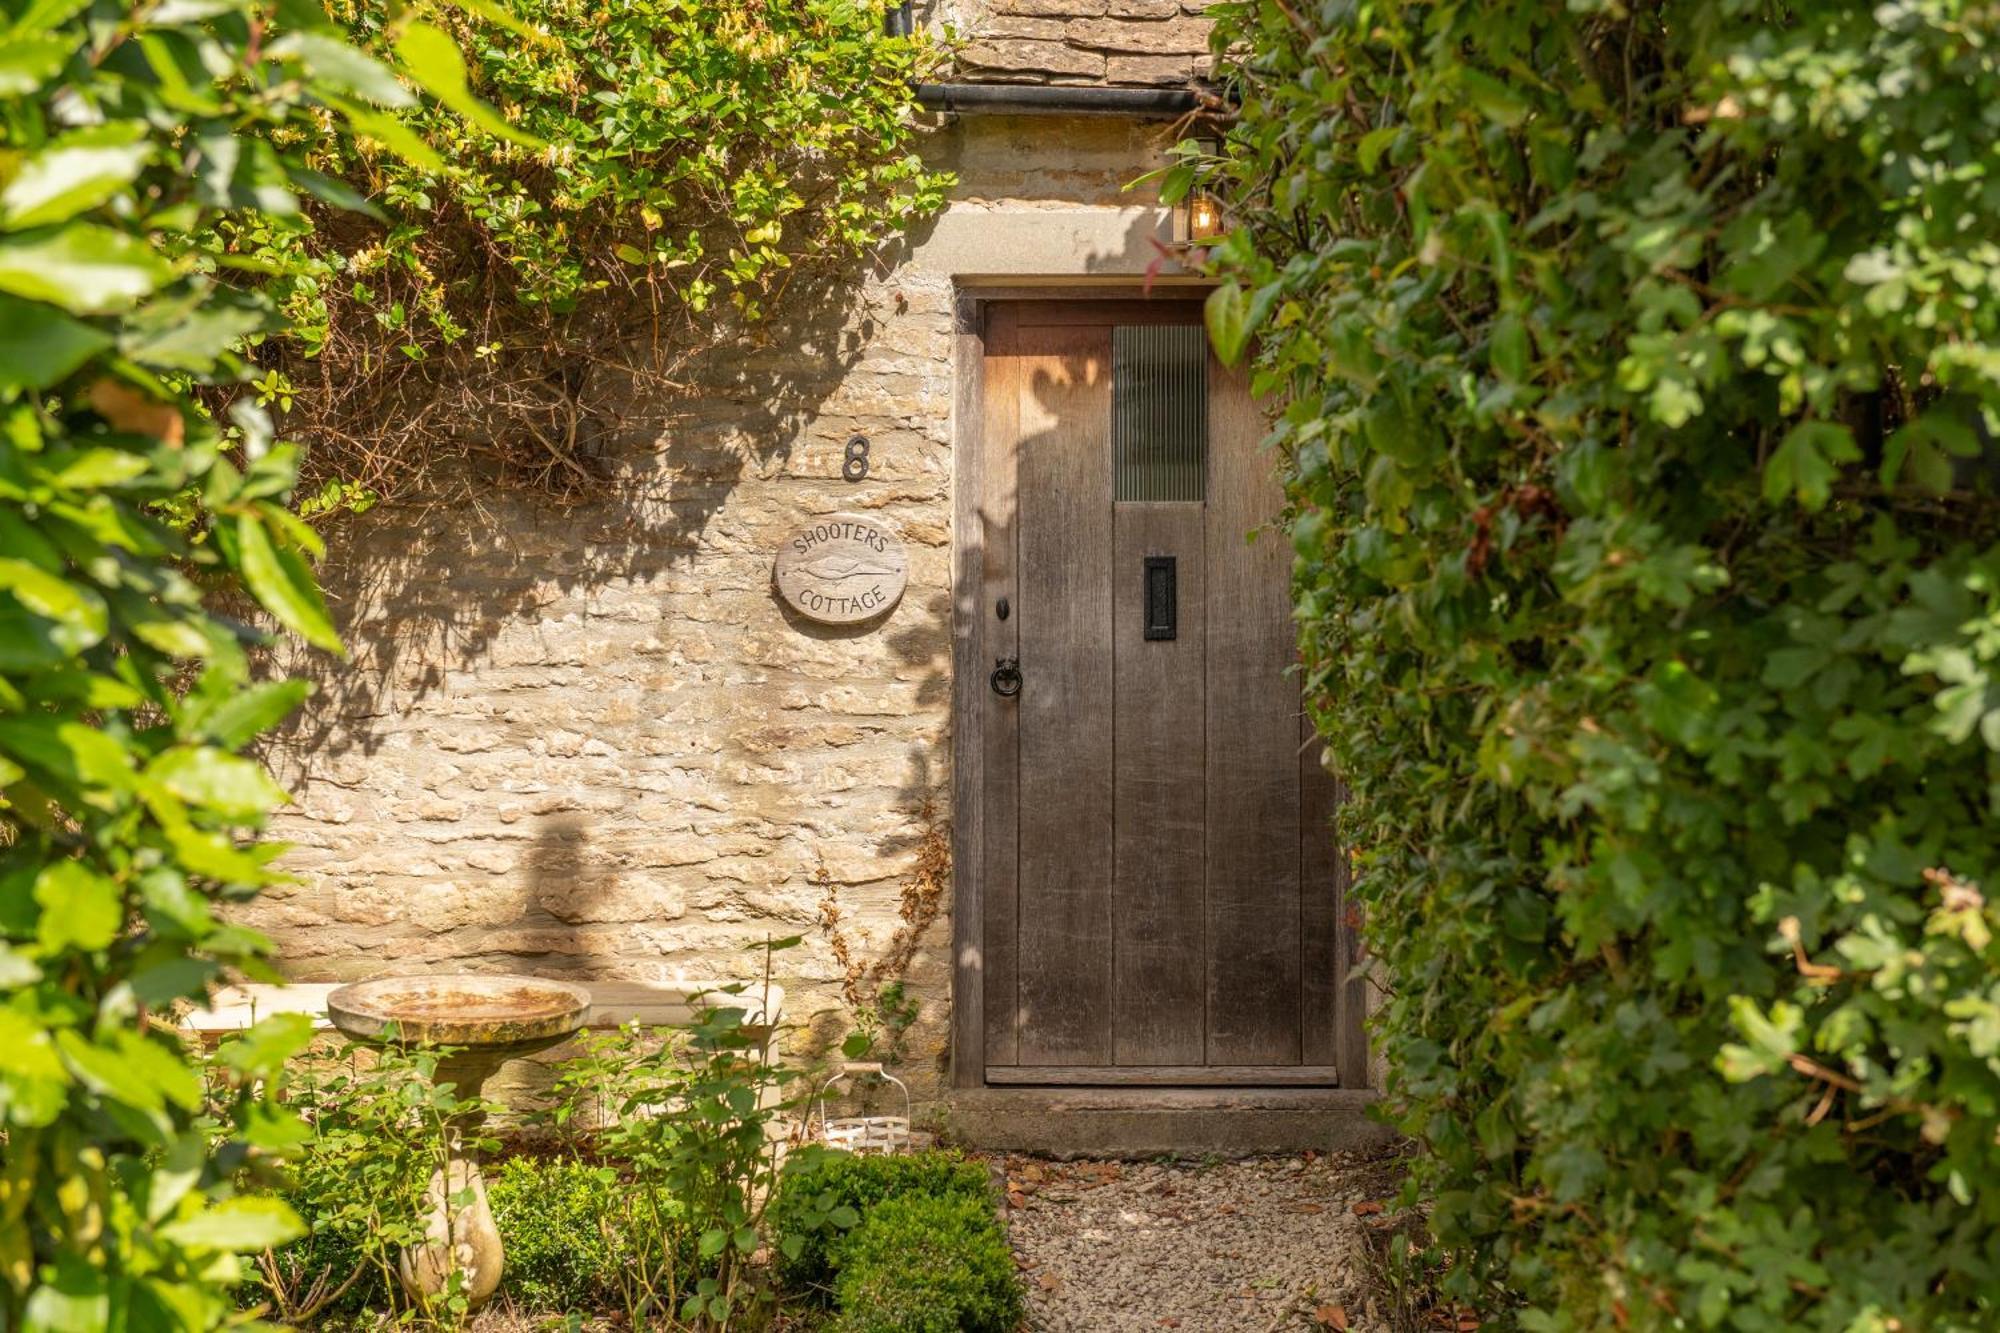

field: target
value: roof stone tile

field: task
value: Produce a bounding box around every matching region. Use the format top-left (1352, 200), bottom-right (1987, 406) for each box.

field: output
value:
top-left (990, 0), bottom-right (1110, 14)
top-left (940, 0), bottom-right (1216, 88)
top-left (1066, 15), bottom-right (1210, 53)
top-left (960, 38), bottom-right (1109, 79)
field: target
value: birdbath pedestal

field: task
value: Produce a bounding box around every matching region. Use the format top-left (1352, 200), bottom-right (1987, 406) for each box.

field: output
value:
top-left (326, 975), bottom-right (591, 1311)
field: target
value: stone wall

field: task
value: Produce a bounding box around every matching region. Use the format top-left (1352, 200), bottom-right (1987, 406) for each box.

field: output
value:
top-left (253, 112), bottom-right (1199, 1106)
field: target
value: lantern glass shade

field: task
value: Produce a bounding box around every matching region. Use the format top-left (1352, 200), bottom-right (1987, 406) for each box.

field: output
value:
top-left (1188, 191), bottom-right (1224, 241)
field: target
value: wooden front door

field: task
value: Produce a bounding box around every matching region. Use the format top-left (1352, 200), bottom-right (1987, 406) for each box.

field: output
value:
top-left (973, 299), bottom-right (1357, 1088)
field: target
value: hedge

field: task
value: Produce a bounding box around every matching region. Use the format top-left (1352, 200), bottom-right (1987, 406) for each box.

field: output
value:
top-left (1197, 2), bottom-right (2000, 1328)
top-left (770, 1148), bottom-right (995, 1297)
top-left (828, 1192), bottom-right (1023, 1333)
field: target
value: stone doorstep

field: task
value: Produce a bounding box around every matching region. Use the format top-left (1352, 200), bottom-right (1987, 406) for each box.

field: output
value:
top-left (942, 1087), bottom-right (1395, 1160)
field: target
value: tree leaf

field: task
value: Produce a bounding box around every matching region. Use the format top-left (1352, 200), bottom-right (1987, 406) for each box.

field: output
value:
top-left (0, 295), bottom-right (111, 390)
top-left (1206, 281), bottom-right (1251, 366)
top-left (118, 295), bottom-right (269, 370)
top-left (0, 715), bottom-right (136, 798)
top-left (0, 33), bottom-right (69, 95)
top-left (1357, 125), bottom-right (1400, 174)
top-left (234, 513), bottom-right (344, 654)
top-left (342, 104), bottom-right (445, 172)
top-left (8, 0), bottom-right (94, 38)
top-left (158, 1196), bottom-right (305, 1252)
top-left (0, 124), bottom-right (151, 228)
top-left (185, 678), bottom-right (312, 748)
top-left (0, 557), bottom-right (108, 650)
top-left (0, 1007), bottom-right (70, 1126)
top-left (443, 0), bottom-right (542, 41)
top-left (0, 224), bottom-right (172, 315)
top-left (1881, 413), bottom-right (1977, 492)
top-left (34, 860), bottom-right (122, 954)
top-left (217, 1012), bottom-right (315, 1079)
top-left (1489, 310), bottom-right (1529, 382)
top-left (269, 30), bottom-right (414, 107)
top-left (19, 1259), bottom-right (107, 1333)
top-left (146, 746), bottom-right (289, 820)
top-left (394, 22), bottom-right (543, 146)
top-left (284, 165), bottom-right (386, 221)
top-left (1459, 68), bottom-right (1530, 127)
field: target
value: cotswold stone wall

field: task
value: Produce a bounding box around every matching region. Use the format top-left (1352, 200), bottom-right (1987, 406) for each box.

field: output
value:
top-left (253, 113), bottom-right (1199, 1103)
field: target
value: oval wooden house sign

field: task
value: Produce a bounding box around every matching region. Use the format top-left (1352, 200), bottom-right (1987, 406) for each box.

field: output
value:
top-left (774, 513), bottom-right (909, 624)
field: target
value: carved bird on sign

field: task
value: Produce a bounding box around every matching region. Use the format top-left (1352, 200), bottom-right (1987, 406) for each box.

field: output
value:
top-left (798, 556), bottom-right (899, 582)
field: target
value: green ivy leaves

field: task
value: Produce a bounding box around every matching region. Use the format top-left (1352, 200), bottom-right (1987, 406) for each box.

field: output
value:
top-left (1763, 420), bottom-right (1861, 510)
top-left (1201, 0), bottom-right (2000, 1328)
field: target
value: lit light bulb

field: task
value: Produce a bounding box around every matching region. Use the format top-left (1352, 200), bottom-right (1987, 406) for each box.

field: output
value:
top-left (1188, 191), bottom-right (1223, 241)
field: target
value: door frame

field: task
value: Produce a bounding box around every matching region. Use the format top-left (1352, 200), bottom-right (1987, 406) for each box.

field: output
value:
top-left (946, 285), bottom-right (1369, 1092)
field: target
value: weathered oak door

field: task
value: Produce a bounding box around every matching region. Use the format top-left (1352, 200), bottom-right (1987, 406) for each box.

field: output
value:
top-left (976, 300), bottom-right (1359, 1087)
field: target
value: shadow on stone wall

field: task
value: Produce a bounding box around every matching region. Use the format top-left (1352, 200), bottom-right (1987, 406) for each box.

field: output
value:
top-left (276, 260), bottom-right (931, 767)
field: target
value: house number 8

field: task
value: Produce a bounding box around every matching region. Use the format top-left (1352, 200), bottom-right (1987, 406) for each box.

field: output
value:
top-left (843, 435), bottom-right (869, 482)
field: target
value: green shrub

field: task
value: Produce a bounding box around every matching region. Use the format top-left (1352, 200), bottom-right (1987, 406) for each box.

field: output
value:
top-left (0, 3), bottom-right (487, 1326)
top-left (771, 1149), bottom-right (995, 1296)
top-left (261, 1152), bottom-right (672, 1319)
top-left (256, 1192), bottom-right (377, 1319)
top-left (486, 1157), bottom-right (631, 1312)
top-left (257, 0), bottom-right (955, 506)
top-left (829, 1193), bottom-right (1023, 1333)
top-left (245, 1044), bottom-right (499, 1321)
top-left (538, 964), bottom-right (808, 1327)
top-left (1197, 1), bottom-right (2000, 1329)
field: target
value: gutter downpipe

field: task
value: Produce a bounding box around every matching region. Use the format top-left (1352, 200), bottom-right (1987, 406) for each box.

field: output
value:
top-left (914, 83), bottom-right (1199, 119)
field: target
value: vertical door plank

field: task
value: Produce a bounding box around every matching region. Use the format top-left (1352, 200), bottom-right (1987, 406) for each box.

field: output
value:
top-left (1014, 320), bottom-right (1115, 1066)
top-left (1204, 355), bottom-right (1302, 1065)
top-left (979, 306), bottom-right (1021, 1068)
top-left (1112, 503), bottom-right (1207, 1065)
top-left (950, 295), bottom-right (986, 1088)
top-left (1300, 727), bottom-right (1343, 1070)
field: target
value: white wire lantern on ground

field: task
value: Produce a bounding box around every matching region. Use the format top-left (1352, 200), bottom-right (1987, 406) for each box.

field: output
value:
top-left (808, 1061), bottom-right (912, 1155)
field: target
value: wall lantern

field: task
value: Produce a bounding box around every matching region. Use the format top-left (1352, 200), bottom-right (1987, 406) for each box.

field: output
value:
top-left (1186, 190), bottom-right (1224, 241)
top-left (1180, 134), bottom-right (1226, 243)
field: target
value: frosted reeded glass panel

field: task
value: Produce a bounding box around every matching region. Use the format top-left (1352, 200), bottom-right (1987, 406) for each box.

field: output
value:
top-left (1112, 324), bottom-right (1207, 502)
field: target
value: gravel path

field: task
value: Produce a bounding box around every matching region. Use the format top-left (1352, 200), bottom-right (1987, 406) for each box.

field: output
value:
top-left (994, 1149), bottom-right (1405, 1333)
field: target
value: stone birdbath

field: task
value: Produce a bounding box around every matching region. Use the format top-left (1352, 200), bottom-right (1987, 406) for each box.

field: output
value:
top-left (326, 974), bottom-right (591, 1311)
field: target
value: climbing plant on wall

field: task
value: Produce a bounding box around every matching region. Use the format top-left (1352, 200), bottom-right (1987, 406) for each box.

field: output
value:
top-left (1195, 0), bottom-right (2000, 1327)
top-left (0, 1), bottom-right (500, 1324)
top-left (245, 0), bottom-right (954, 503)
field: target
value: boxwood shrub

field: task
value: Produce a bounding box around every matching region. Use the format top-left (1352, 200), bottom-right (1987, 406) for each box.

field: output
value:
top-left (829, 1192), bottom-right (1024, 1333)
top-left (486, 1157), bottom-right (635, 1312)
top-left (1197, 1), bottom-right (2000, 1329)
top-left (770, 1149), bottom-right (995, 1297)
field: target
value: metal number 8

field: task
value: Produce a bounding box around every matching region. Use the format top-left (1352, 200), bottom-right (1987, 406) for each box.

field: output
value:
top-left (843, 435), bottom-right (869, 482)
